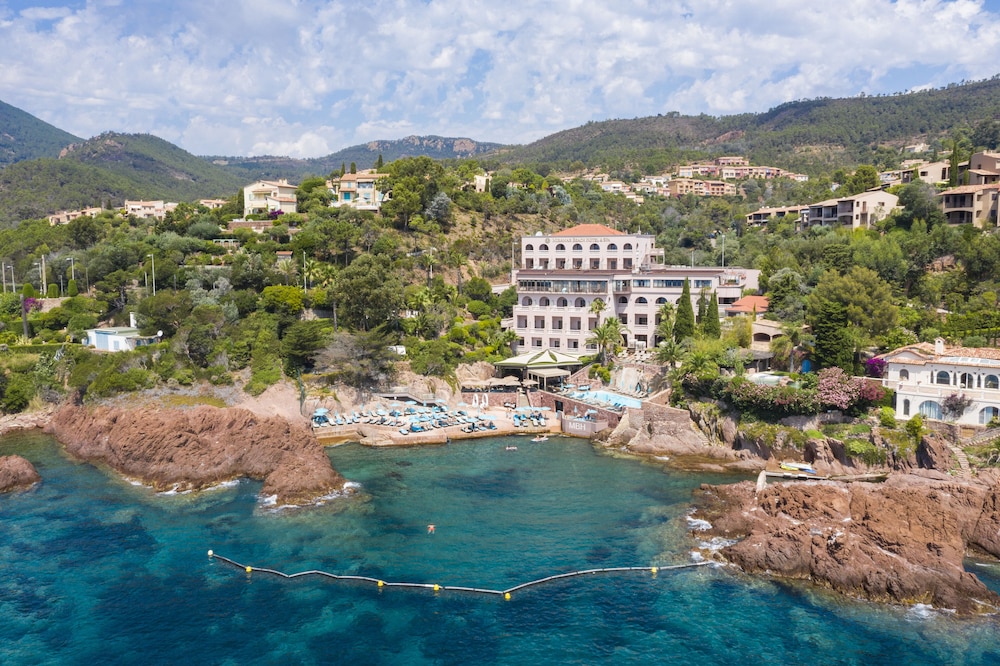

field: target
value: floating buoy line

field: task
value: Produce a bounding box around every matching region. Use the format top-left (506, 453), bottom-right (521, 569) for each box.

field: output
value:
top-left (208, 550), bottom-right (711, 600)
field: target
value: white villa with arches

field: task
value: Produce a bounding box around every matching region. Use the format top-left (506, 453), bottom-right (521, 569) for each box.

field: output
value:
top-left (510, 223), bottom-right (759, 354)
top-left (881, 339), bottom-right (1000, 426)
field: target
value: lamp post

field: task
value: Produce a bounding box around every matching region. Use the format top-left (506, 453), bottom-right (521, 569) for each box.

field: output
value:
top-left (67, 257), bottom-right (76, 282)
top-left (147, 254), bottom-right (156, 296)
top-left (33, 262), bottom-right (41, 293)
top-left (721, 233), bottom-right (726, 268)
top-left (7, 265), bottom-right (14, 293)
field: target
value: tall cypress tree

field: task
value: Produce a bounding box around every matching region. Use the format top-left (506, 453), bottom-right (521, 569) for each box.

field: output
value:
top-left (812, 300), bottom-right (853, 371)
top-left (696, 292), bottom-right (707, 323)
top-left (673, 279), bottom-right (695, 342)
top-left (702, 293), bottom-right (721, 338)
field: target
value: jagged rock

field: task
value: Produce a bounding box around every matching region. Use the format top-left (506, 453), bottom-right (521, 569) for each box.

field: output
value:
top-left (692, 475), bottom-right (1000, 614)
top-left (603, 403), bottom-right (729, 459)
top-left (917, 431), bottom-right (955, 472)
top-left (0, 455), bottom-right (40, 492)
top-left (45, 404), bottom-right (346, 506)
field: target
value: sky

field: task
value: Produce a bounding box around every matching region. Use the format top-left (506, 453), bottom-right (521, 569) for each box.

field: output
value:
top-left (1, 0), bottom-right (999, 159)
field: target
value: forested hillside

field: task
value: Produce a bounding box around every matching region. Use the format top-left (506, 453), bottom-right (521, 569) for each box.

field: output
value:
top-left (500, 77), bottom-right (1000, 174)
top-left (0, 133), bottom-right (242, 225)
top-left (0, 99), bottom-right (81, 167)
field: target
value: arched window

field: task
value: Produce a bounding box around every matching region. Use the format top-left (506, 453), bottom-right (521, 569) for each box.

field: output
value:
top-left (618, 296), bottom-right (628, 304)
top-left (986, 375), bottom-right (999, 389)
top-left (590, 243), bottom-right (600, 251)
top-left (903, 399), bottom-right (910, 416)
top-left (557, 297), bottom-right (568, 307)
top-left (555, 244), bottom-right (566, 251)
top-left (539, 297), bottom-right (550, 306)
top-left (980, 407), bottom-right (1000, 424)
top-left (899, 369), bottom-right (909, 381)
top-left (575, 298), bottom-right (586, 308)
top-left (623, 243), bottom-right (633, 251)
top-left (573, 243), bottom-right (583, 251)
top-left (960, 373), bottom-right (974, 389)
top-left (655, 297), bottom-right (667, 304)
top-left (636, 297), bottom-right (648, 304)
top-left (936, 371), bottom-right (951, 385)
top-left (525, 244), bottom-right (534, 252)
top-left (539, 244), bottom-right (549, 251)
top-left (608, 243), bottom-right (618, 251)
top-left (522, 297), bottom-right (533, 306)
top-left (919, 400), bottom-right (942, 420)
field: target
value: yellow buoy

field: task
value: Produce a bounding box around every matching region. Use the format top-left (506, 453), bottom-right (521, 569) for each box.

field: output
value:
top-left (245, 566), bottom-right (253, 573)
top-left (207, 550), bottom-right (214, 558)
top-left (377, 580), bottom-right (384, 588)
top-left (504, 592), bottom-right (511, 601)
top-left (651, 567), bottom-right (658, 575)
top-left (433, 584), bottom-right (440, 592)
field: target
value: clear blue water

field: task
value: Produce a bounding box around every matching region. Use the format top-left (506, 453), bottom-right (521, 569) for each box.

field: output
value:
top-left (3, 431), bottom-right (1000, 665)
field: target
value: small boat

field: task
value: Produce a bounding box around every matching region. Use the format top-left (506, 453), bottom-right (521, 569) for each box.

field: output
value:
top-left (531, 435), bottom-right (549, 442)
top-left (780, 462), bottom-right (817, 474)
top-left (505, 445), bottom-right (518, 451)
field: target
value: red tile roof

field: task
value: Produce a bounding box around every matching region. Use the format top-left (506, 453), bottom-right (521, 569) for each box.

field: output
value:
top-left (552, 223), bottom-right (625, 236)
top-left (727, 295), bottom-right (769, 313)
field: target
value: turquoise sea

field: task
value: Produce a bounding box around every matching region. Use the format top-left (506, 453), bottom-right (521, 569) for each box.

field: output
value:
top-left (2, 431), bottom-right (1000, 666)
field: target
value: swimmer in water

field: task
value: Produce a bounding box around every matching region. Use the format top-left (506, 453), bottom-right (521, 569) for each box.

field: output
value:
top-left (427, 524), bottom-right (435, 534)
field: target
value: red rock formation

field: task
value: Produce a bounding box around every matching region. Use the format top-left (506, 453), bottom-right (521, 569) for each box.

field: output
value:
top-left (693, 477), bottom-right (1000, 614)
top-left (0, 455), bottom-right (41, 492)
top-left (45, 404), bottom-right (346, 506)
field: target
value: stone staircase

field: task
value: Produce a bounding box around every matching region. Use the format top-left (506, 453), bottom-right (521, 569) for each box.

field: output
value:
top-left (948, 445), bottom-right (973, 480)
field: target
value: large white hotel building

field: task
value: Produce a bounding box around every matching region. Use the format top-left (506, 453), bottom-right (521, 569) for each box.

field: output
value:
top-left (510, 224), bottom-right (760, 354)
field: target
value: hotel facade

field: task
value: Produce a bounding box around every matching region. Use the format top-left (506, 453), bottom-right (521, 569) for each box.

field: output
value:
top-left (510, 224), bottom-right (759, 354)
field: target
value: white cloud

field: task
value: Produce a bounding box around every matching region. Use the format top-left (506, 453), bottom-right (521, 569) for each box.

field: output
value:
top-left (0, 0), bottom-right (997, 157)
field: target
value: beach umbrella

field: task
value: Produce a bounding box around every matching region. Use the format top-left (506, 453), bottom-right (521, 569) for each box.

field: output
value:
top-left (481, 414), bottom-right (496, 420)
top-left (377, 409), bottom-right (388, 415)
top-left (585, 409), bottom-right (598, 415)
top-left (538, 406), bottom-right (551, 411)
top-left (312, 407), bottom-right (330, 416)
top-left (516, 406), bottom-right (533, 412)
top-left (405, 400), bottom-right (417, 405)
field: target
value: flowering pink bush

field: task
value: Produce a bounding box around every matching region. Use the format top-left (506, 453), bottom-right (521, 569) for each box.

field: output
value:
top-left (816, 367), bottom-right (860, 410)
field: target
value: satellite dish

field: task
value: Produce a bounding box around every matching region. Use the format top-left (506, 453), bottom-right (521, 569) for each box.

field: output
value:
top-left (157, 330), bottom-right (163, 337)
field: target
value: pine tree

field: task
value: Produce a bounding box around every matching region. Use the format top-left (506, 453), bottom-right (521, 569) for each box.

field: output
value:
top-left (375, 154), bottom-right (384, 170)
top-left (702, 293), bottom-right (721, 338)
top-left (350, 162), bottom-right (357, 174)
top-left (812, 301), bottom-right (853, 371)
top-left (673, 279), bottom-right (695, 342)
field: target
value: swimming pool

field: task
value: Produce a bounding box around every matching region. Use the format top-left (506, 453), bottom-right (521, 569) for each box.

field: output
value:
top-left (573, 389), bottom-right (643, 409)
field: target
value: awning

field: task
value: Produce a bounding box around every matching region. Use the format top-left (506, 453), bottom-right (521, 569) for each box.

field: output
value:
top-left (494, 348), bottom-right (583, 369)
top-left (528, 367), bottom-right (571, 378)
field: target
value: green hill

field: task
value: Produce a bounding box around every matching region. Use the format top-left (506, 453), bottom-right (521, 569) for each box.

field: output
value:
top-left (0, 98), bottom-right (81, 167)
top-left (209, 135), bottom-right (505, 181)
top-left (499, 77), bottom-right (1000, 174)
top-left (0, 132), bottom-right (243, 226)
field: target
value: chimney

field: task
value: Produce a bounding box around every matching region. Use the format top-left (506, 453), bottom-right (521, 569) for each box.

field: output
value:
top-left (934, 337), bottom-right (945, 355)
top-left (129, 312), bottom-right (137, 328)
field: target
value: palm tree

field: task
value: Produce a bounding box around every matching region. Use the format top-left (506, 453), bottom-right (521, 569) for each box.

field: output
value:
top-left (655, 338), bottom-right (682, 370)
top-left (590, 297), bottom-right (607, 322)
top-left (655, 302), bottom-right (675, 344)
top-left (588, 316), bottom-right (623, 365)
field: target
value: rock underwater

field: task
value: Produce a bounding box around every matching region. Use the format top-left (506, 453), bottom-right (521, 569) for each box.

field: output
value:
top-left (45, 404), bottom-right (346, 506)
top-left (0, 454), bottom-right (41, 492)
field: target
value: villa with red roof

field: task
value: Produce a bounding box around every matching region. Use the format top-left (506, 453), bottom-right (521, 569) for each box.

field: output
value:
top-left (510, 223), bottom-right (759, 354)
top-left (880, 339), bottom-right (1000, 426)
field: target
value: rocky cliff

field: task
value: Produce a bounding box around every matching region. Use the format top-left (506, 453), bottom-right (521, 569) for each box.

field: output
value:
top-left (0, 455), bottom-right (40, 492)
top-left (692, 473), bottom-right (1000, 614)
top-left (45, 404), bottom-right (346, 506)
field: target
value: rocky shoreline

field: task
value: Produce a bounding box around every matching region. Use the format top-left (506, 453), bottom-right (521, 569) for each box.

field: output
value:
top-left (690, 472), bottom-right (1000, 614)
top-left (0, 454), bottom-right (41, 492)
top-left (45, 403), bottom-right (347, 506)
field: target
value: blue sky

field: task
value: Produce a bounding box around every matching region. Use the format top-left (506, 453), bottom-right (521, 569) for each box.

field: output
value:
top-left (1, 0), bottom-right (999, 158)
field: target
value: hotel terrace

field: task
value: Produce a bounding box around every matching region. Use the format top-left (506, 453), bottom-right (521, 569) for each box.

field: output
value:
top-left (510, 224), bottom-right (759, 354)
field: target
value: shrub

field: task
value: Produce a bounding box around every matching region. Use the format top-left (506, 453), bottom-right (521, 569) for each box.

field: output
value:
top-left (2, 373), bottom-right (34, 413)
top-left (67, 279), bottom-right (78, 297)
top-left (846, 439), bottom-right (886, 466)
top-left (905, 414), bottom-right (924, 442)
top-left (879, 406), bottom-right (897, 429)
top-left (864, 357), bottom-right (887, 378)
top-left (46, 284), bottom-right (58, 298)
